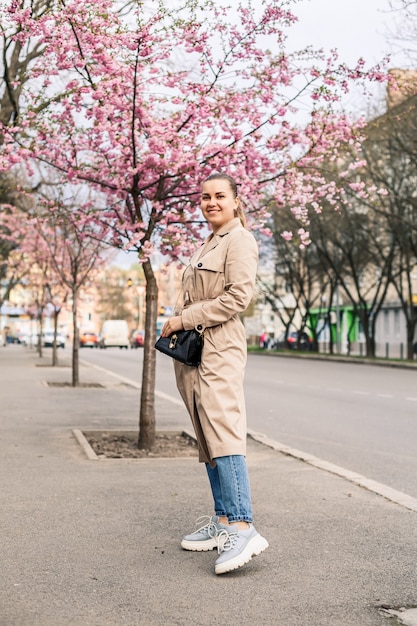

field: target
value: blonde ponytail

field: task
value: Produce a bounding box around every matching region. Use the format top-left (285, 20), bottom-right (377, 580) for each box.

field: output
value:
top-left (234, 199), bottom-right (247, 228)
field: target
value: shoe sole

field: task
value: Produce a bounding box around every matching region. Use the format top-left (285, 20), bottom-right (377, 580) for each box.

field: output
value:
top-left (214, 535), bottom-right (269, 574)
top-left (181, 538), bottom-right (218, 551)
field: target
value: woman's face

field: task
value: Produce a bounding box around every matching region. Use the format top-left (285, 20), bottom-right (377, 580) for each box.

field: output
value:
top-left (201, 179), bottom-right (238, 233)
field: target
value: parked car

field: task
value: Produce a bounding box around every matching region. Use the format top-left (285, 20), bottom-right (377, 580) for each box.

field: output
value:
top-left (275, 331), bottom-right (313, 351)
top-left (43, 332), bottom-right (66, 348)
top-left (129, 329), bottom-right (145, 348)
top-left (5, 332), bottom-right (21, 344)
top-left (79, 331), bottom-right (99, 348)
top-left (25, 333), bottom-right (38, 347)
top-left (99, 319), bottom-right (129, 349)
top-left (16, 331), bottom-right (29, 344)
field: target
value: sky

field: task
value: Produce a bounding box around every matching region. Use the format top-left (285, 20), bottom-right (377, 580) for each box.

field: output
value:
top-left (284, 0), bottom-right (409, 114)
top-left (289, 0), bottom-right (397, 66)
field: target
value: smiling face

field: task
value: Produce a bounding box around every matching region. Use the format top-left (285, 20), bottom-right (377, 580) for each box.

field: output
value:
top-left (200, 178), bottom-right (239, 233)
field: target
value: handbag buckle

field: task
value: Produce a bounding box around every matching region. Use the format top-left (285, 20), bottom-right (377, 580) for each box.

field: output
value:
top-left (169, 334), bottom-right (178, 349)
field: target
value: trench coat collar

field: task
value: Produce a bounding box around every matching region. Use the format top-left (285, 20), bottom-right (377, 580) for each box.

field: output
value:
top-left (199, 218), bottom-right (242, 257)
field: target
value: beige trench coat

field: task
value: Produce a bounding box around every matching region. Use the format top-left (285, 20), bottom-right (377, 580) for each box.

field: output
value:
top-left (174, 218), bottom-right (258, 465)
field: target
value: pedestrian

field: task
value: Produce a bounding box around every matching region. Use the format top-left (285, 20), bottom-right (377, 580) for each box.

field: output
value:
top-left (160, 172), bottom-right (268, 575)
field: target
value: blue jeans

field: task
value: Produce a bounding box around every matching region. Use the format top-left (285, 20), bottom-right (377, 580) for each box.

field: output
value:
top-left (205, 455), bottom-right (253, 523)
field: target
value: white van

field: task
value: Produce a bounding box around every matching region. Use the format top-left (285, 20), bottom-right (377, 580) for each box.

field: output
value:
top-left (99, 320), bottom-right (129, 349)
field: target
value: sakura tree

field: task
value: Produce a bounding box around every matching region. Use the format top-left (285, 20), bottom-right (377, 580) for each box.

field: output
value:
top-left (0, 214), bottom-right (30, 311)
top-left (0, 204), bottom-right (52, 355)
top-left (0, 197), bottom-right (108, 375)
top-left (0, 0), bottom-right (387, 447)
top-left (31, 201), bottom-right (110, 385)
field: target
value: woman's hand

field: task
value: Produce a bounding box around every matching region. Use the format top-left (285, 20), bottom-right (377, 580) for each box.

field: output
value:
top-left (160, 316), bottom-right (184, 337)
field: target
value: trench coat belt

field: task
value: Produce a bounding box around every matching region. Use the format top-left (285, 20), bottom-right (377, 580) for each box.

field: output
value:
top-left (182, 297), bottom-right (216, 308)
top-left (182, 298), bottom-right (233, 333)
top-left (181, 299), bottom-right (240, 334)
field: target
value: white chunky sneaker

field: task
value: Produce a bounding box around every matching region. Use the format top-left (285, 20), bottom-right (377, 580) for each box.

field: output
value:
top-left (181, 516), bottom-right (230, 552)
top-left (214, 524), bottom-right (269, 574)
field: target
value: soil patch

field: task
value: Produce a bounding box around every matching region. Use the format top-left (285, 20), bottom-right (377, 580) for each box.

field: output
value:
top-left (83, 430), bottom-right (198, 459)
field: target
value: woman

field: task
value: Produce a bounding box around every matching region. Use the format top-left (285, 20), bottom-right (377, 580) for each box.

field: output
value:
top-left (160, 172), bottom-right (268, 575)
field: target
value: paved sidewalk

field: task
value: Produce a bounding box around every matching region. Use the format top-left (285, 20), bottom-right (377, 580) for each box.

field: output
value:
top-left (1, 346), bottom-right (416, 626)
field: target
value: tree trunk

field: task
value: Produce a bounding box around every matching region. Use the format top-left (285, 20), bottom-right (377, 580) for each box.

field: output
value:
top-left (38, 309), bottom-right (44, 358)
top-left (138, 258), bottom-right (158, 450)
top-left (362, 318), bottom-right (375, 358)
top-left (326, 308), bottom-right (334, 355)
top-left (71, 288), bottom-right (79, 387)
top-left (52, 307), bottom-right (59, 366)
top-left (346, 314), bottom-right (357, 357)
top-left (406, 317), bottom-right (416, 361)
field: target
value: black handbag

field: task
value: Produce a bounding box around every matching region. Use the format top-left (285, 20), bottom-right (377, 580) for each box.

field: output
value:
top-left (155, 329), bottom-right (203, 366)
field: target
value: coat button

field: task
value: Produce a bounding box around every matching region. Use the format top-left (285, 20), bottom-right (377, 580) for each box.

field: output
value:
top-left (197, 262), bottom-right (202, 268)
top-left (197, 325), bottom-right (203, 331)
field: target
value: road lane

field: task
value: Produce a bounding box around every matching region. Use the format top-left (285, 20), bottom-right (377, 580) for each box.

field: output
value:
top-left (244, 354), bottom-right (417, 498)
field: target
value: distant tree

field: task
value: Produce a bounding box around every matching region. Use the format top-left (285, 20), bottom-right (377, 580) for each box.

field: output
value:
top-left (0, 202), bottom-right (38, 310)
top-left (94, 266), bottom-right (142, 326)
top-left (34, 209), bottom-right (108, 385)
top-left (308, 194), bottom-right (393, 358)
top-left (358, 95), bottom-right (417, 359)
top-left (0, 172), bottom-right (31, 308)
top-left (260, 203), bottom-right (328, 350)
top-left (388, 1), bottom-right (417, 63)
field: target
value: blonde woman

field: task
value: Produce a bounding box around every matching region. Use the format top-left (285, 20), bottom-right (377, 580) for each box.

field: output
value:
top-left (161, 172), bottom-right (268, 575)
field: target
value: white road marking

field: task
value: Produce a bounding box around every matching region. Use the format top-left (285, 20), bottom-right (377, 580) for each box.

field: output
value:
top-left (80, 359), bottom-right (141, 388)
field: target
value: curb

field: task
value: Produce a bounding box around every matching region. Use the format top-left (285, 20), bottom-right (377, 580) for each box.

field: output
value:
top-left (248, 349), bottom-right (417, 371)
top-left (72, 428), bottom-right (198, 462)
top-left (72, 429), bottom-right (99, 461)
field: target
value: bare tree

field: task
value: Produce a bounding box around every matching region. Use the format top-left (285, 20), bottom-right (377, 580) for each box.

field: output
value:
top-left (95, 265), bottom-right (144, 327)
top-left (362, 94), bottom-right (417, 359)
top-left (259, 204), bottom-right (330, 351)
top-left (387, 1), bottom-right (417, 64)
top-left (309, 196), bottom-right (393, 358)
top-left (34, 210), bottom-right (108, 386)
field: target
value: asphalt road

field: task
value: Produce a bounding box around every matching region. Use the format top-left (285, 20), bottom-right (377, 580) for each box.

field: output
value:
top-left (79, 346), bottom-right (417, 500)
